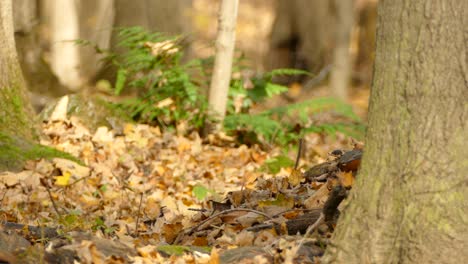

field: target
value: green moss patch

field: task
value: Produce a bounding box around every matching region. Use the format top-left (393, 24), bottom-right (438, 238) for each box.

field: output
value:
top-left (0, 132), bottom-right (82, 172)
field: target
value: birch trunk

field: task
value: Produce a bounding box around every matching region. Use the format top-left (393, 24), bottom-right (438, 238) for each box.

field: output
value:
top-left (208, 0), bottom-right (239, 122)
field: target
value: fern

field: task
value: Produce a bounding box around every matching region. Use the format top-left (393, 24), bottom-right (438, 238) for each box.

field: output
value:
top-left (224, 97), bottom-right (364, 146)
top-left (82, 27), bottom-right (364, 143)
top-left (266, 68), bottom-right (311, 78)
top-left (267, 97), bottom-right (360, 121)
top-left (97, 27), bottom-right (208, 131)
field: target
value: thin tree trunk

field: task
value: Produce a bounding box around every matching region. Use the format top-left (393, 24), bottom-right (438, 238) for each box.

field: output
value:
top-left (323, 1), bottom-right (468, 263)
top-left (48, 0), bottom-right (82, 89)
top-left (208, 0), bottom-right (239, 122)
top-left (329, 0), bottom-right (354, 101)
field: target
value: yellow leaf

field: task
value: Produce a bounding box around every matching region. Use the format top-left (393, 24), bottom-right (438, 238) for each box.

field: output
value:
top-left (55, 171), bottom-right (71, 186)
top-left (156, 97), bottom-right (174, 108)
top-left (123, 123), bottom-right (135, 135)
top-left (288, 169), bottom-right (303, 187)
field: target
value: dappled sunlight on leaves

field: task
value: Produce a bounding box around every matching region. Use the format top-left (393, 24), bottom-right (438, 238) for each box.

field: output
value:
top-left (0, 114), bottom-right (360, 262)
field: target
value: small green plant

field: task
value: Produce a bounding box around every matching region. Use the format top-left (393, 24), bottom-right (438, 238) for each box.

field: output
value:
top-left (83, 27), bottom-right (209, 131)
top-left (227, 68), bottom-right (310, 115)
top-left (82, 27), bottom-right (364, 146)
top-left (261, 155), bottom-right (295, 174)
top-left (58, 210), bottom-right (85, 231)
top-left (192, 184), bottom-right (215, 201)
top-left (224, 97), bottom-right (364, 146)
top-left (225, 65), bottom-right (364, 146)
top-left (116, 27), bottom-right (210, 130)
top-left (92, 216), bottom-right (117, 235)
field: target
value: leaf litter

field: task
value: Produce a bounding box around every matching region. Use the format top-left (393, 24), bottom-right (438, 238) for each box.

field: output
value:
top-left (0, 114), bottom-right (362, 263)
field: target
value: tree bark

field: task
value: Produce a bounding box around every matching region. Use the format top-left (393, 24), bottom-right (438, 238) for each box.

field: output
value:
top-left (323, 1), bottom-right (468, 263)
top-left (329, 0), bottom-right (354, 101)
top-left (208, 0), bottom-right (239, 122)
top-left (268, 0), bottom-right (335, 76)
top-left (0, 0), bottom-right (35, 140)
top-left (43, 0), bottom-right (115, 90)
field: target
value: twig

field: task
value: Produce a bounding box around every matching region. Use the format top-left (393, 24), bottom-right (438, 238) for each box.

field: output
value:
top-left (134, 192), bottom-right (144, 236)
top-left (291, 213), bottom-right (325, 259)
top-left (191, 208), bottom-right (272, 233)
top-left (174, 208), bottom-right (272, 244)
top-left (270, 208), bottom-right (315, 218)
top-left (303, 213), bottom-right (325, 237)
top-left (294, 138), bottom-right (304, 170)
top-left (40, 178), bottom-right (64, 218)
top-left (188, 208), bottom-right (208, 212)
top-left (291, 186), bottom-right (347, 259)
top-left (0, 189), bottom-right (8, 205)
top-left (303, 64), bottom-right (331, 90)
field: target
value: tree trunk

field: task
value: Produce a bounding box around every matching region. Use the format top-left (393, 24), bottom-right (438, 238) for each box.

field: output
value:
top-left (0, 0), bottom-right (35, 140)
top-left (44, 0), bottom-right (115, 90)
top-left (268, 0), bottom-right (335, 83)
top-left (13, 0), bottom-right (69, 111)
top-left (113, 0), bottom-right (191, 35)
top-left (329, 0), bottom-right (354, 101)
top-left (323, 1), bottom-right (468, 263)
top-left (208, 0), bottom-right (239, 122)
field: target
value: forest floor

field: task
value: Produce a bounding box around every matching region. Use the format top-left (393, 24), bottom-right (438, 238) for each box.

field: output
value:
top-left (0, 1), bottom-right (376, 262)
top-left (0, 86), bottom-right (368, 263)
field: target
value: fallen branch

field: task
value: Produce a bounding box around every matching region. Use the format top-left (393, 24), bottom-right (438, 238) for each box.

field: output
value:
top-left (174, 208), bottom-right (272, 244)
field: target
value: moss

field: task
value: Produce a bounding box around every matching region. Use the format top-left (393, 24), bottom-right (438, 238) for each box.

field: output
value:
top-left (0, 84), bottom-right (36, 141)
top-left (0, 132), bottom-right (83, 172)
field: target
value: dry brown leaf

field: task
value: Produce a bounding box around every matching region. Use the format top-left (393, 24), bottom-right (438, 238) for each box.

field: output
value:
top-left (49, 95), bottom-right (69, 121)
top-left (92, 126), bottom-right (114, 142)
top-left (253, 230), bottom-right (276, 246)
top-left (209, 247), bottom-right (220, 264)
top-left (236, 212), bottom-right (263, 227)
top-left (235, 230), bottom-right (255, 246)
top-left (288, 169), bottom-right (303, 187)
top-left (136, 245), bottom-right (157, 258)
top-left (53, 158), bottom-right (90, 178)
top-left (337, 171), bottom-right (355, 188)
top-left (304, 183), bottom-right (331, 209)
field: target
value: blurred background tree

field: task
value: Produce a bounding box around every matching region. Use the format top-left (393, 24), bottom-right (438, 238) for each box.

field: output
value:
top-left (12, 0), bottom-right (377, 114)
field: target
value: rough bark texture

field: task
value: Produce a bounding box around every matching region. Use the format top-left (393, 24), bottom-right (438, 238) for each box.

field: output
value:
top-left (323, 1), bottom-right (468, 263)
top-left (208, 0), bottom-right (239, 121)
top-left (0, 0), bottom-right (35, 140)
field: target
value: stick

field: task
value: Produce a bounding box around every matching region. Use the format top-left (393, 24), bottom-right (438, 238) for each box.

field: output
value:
top-left (294, 138), bottom-right (303, 170)
top-left (40, 178), bottom-right (63, 218)
top-left (134, 192), bottom-right (144, 236)
top-left (174, 208), bottom-right (272, 244)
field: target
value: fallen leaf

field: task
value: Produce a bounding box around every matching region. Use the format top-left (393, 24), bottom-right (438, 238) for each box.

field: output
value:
top-left (54, 171), bottom-right (71, 186)
top-left (50, 95), bottom-right (69, 121)
top-left (288, 169), bottom-right (303, 186)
